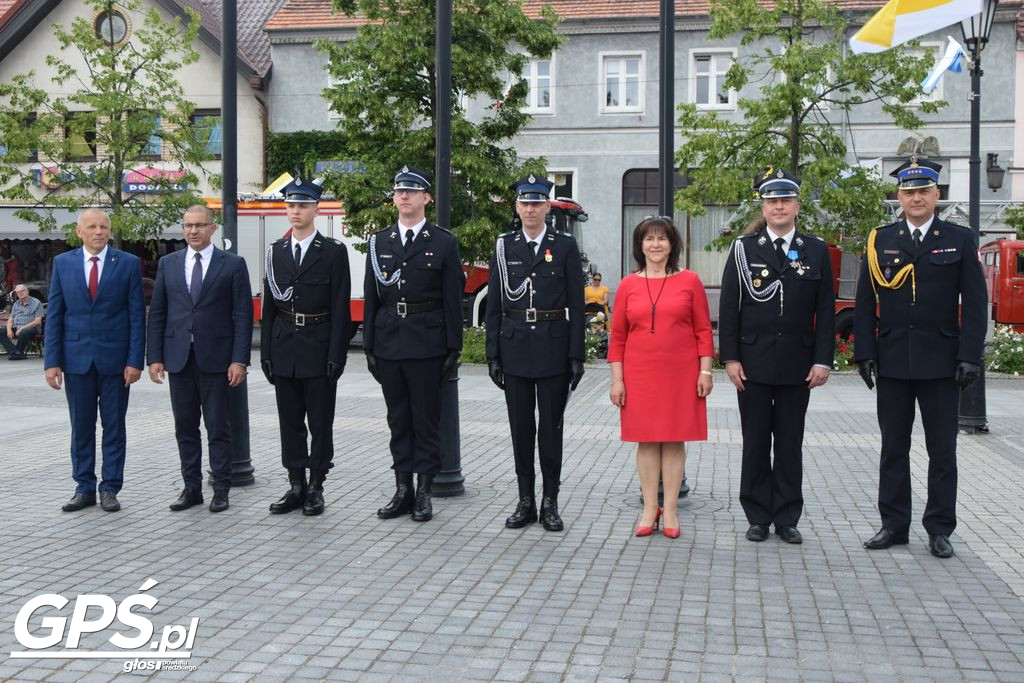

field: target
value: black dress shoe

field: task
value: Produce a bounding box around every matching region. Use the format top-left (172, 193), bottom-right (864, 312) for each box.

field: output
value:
top-left (928, 534), bottom-right (954, 558)
top-left (411, 474), bottom-right (434, 522)
top-left (269, 469), bottom-right (307, 514)
top-left (539, 496), bottom-right (563, 531)
top-left (169, 488), bottom-right (204, 511)
top-left (863, 527), bottom-right (909, 549)
top-left (61, 492), bottom-right (96, 512)
top-left (303, 471), bottom-right (326, 516)
top-left (505, 496), bottom-right (538, 529)
top-left (745, 523), bottom-right (769, 542)
top-left (100, 492), bottom-right (120, 512)
top-left (776, 525), bottom-right (803, 544)
top-left (209, 491), bottom-right (229, 513)
top-left (378, 471), bottom-right (415, 519)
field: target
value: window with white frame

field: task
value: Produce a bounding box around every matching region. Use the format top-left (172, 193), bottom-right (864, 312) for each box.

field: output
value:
top-left (690, 50), bottom-right (736, 109)
top-left (601, 53), bottom-right (643, 113)
top-left (522, 57), bottom-right (554, 113)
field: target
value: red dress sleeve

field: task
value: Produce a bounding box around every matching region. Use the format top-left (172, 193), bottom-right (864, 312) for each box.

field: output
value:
top-left (606, 275), bottom-right (631, 363)
top-left (689, 272), bottom-right (715, 357)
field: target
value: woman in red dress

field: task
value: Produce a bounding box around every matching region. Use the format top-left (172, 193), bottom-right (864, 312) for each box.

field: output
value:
top-left (607, 217), bottom-right (715, 538)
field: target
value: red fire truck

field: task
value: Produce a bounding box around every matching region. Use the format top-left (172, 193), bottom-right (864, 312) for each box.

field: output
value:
top-left (979, 239), bottom-right (1024, 332)
top-left (205, 195), bottom-right (590, 327)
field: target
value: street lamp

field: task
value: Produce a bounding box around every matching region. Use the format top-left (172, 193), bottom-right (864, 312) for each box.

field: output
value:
top-left (958, 0), bottom-right (998, 434)
top-left (986, 153), bottom-right (1005, 191)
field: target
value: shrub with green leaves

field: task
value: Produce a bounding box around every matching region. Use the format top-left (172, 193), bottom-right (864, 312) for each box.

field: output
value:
top-left (986, 324), bottom-right (1024, 376)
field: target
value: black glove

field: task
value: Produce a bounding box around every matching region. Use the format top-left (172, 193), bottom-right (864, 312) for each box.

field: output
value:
top-left (365, 353), bottom-right (381, 384)
top-left (954, 361), bottom-right (981, 389)
top-left (260, 359), bottom-right (274, 385)
top-left (440, 350), bottom-right (460, 385)
top-left (327, 361), bottom-right (344, 382)
top-left (569, 359), bottom-right (585, 391)
top-left (857, 359), bottom-right (876, 391)
top-left (487, 359), bottom-right (504, 390)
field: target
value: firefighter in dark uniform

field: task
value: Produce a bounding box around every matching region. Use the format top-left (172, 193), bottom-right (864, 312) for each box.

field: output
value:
top-left (854, 158), bottom-right (986, 558)
top-left (485, 175), bottom-right (586, 532)
top-left (719, 169), bottom-right (835, 545)
top-left (365, 165), bottom-right (463, 523)
top-left (261, 177), bottom-right (352, 516)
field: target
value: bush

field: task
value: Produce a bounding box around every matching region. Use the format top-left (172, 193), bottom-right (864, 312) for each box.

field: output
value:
top-left (834, 334), bottom-right (855, 370)
top-left (986, 324), bottom-right (1024, 375)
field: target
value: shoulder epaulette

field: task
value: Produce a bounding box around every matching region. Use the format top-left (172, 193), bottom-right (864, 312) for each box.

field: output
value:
top-left (498, 230), bottom-right (514, 238)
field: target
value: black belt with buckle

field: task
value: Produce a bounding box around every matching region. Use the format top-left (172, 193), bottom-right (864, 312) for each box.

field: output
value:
top-left (277, 308), bottom-right (330, 326)
top-left (390, 300), bottom-right (443, 318)
top-left (503, 308), bottom-right (566, 322)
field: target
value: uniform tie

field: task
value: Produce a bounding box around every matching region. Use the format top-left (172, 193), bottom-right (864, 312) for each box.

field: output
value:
top-left (190, 252), bottom-right (203, 305)
top-left (529, 240), bottom-right (538, 256)
top-left (294, 243), bottom-right (302, 267)
top-left (913, 228), bottom-right (922, 249)
top-left (774, 237), bottom-right (787, 270)
top-left (88, 256), bottom-right (99, 301)
top-left (405, 229), bottom-right (414, 247)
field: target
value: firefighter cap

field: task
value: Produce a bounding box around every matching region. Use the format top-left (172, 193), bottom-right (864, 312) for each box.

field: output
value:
top-left (891, 158), bottom-right (941, 190)
top-left (512, 174), bottom-right (554, 203)
top-left (393, 165), bottom-right (432, 192)
top-left (282, 177), bottom-right (324, 204)
top-left (755, 168), bottom-right (801, 199)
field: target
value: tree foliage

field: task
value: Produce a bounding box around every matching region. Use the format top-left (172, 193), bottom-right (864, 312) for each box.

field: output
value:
top-left (266, 130), bottom-right (349, 180)
top-left (0, 0), bottom-right (213, 245)
top-left (317, 0), bottom-right (563, 261)
top-left (675, 0), bottom-right (944, 249)
top-left (1005, 205), bottom-right (1024, 240)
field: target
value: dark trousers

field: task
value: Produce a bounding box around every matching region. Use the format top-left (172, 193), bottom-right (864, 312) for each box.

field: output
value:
top-left (737, 381), bottom-right (810, 527)
top-left (64, 365), bottom-right (130, 494)
top-left (168, 349), bottom-right (232, 492)
top-left (876, 376), bottom-right (959, 536)
top-left (274, 374), bottom-right (338, 472)
top-left (503, 373), bottom-right (570, 498)
top-left (377, 355), bottom-right (445, 474)
top-left (0, 326), bottom-right (40, 355)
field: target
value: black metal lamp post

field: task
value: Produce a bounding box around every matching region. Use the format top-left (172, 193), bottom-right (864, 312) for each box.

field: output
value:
top-left (957, 0), bottom-right (998, 434)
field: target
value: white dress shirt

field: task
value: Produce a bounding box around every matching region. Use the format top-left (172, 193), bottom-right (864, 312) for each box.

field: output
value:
top-left (399, 218), bottom-right (427, 246)
top-left (82, 245), bottom-right (109, 285)
top-left (185, 243), bottom-right (215, 291)
top-left (290, 231), bottom-right (317, 266)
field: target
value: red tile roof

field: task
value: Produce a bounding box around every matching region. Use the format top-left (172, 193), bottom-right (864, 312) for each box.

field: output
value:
top-left (0, 0), bottom-right (25, 26)
top-left (266, 0), bottom-right (889, 31)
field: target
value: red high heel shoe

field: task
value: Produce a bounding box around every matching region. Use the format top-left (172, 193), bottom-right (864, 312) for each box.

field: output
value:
top-left (663, 516), bottom-right (681, 539)
top-left (635, 507), bottom-right (663, 537)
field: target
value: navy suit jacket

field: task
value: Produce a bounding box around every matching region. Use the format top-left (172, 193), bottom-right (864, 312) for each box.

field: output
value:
top-left (44, 247), bottom-right (146, 374)
top-left (146, 247), bottom-right (253, 374)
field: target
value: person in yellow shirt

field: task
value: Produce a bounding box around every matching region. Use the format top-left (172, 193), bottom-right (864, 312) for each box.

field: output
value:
top-left (584, 272), bottom-right (610, 320)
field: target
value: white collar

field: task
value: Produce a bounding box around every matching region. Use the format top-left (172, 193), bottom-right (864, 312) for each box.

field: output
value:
top-left (187, 243), bottom-right (215, 261)
top-left (83, 245), bottom-right (108, 263)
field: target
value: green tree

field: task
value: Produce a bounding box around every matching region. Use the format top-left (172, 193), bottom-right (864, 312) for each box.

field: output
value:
top-left (675, 0), bottom-right (944, 249)
top-left (1005, 204), bottom-right (1024, 240)
top-left (0, 0), bottom-right (214, 245)
top-left (317, 0), bottom-right (563, 261)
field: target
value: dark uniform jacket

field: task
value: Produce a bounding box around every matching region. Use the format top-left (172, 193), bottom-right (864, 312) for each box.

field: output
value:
top-left (853, 217), bottom-right (986, 380)
top-left (260, 232), bottom-right (351, 378)
top-left (719, 229), bottom-right (835, 385)
top-left (363, 222), bottom-right (464, 360)
top-left (484, 228), bottom-right (586, 378)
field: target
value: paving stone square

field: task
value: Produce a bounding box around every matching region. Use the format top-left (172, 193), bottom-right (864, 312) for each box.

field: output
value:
top-left (0, 355), bottom-right (1023, 680)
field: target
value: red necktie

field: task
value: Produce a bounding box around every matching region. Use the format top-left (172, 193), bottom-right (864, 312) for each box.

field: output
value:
top-left (88, 256), bottom-right (99, 300)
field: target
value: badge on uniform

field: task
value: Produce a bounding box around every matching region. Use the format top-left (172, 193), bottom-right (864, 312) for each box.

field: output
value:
top-left (758, 235), bottom-right (767, 245)
top-left (761, 269), bottom-right (769, 277)
top-left (544, 249), bottom-right (552, 262)
top-left (795, 237), bottom-right (804, 247)
top-left (788, 249), bottom-right (798, 261)
top-left (753, 278), bottom-right (762, 287)
top-left (884, 267), bottom-right (892, 278)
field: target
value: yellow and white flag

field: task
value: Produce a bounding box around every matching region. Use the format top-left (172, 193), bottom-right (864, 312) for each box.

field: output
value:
top-left (849, 0), bottom-right (983, 54)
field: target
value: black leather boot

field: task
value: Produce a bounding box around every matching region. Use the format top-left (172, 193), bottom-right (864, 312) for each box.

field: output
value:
top-left (505, 496), bottom-right (537, 528)
top-left (303, 471), bottom-right (326, 516)
top-left (540, 495), bottom-right (564, 531)
top-left (411, 473), bottom-right (434, 522)
top-left (269, 468), bottom-right (306, 514)
top-left (378, 471), bottom-right (415, 519)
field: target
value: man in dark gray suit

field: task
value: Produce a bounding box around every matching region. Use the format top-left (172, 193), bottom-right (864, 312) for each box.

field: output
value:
top-left (147, 204), bottom-right (253, 513)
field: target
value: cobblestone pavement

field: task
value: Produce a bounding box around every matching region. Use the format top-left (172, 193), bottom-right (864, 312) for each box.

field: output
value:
top-left (1, 355), bottom-right (1023, 681)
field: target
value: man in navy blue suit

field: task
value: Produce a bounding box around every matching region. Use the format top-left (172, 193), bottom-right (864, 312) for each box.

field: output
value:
top-left (45, 208), bottom-right (146, 512)
top-left (147, 205), bottom-right (253, 513)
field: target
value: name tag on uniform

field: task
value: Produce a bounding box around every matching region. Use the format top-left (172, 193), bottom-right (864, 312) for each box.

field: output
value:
top-left (749, 262), bottom-right (767, 268)
top-left (379, 254), bottom-right (394, 259)
top-left (508, 260), bottom-right (524, 265)
top-left (883, 249), bottom-right (899, 255)
top-left (931, 247), bottom-right (957, 254)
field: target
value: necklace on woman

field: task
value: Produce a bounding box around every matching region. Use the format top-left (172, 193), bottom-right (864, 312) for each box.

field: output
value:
top-left (643, 268), bottom-right (668, 334)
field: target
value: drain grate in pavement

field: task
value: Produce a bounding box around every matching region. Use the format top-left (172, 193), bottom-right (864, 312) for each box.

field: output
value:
top-left (609, 492), bottom-right (724, 514)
